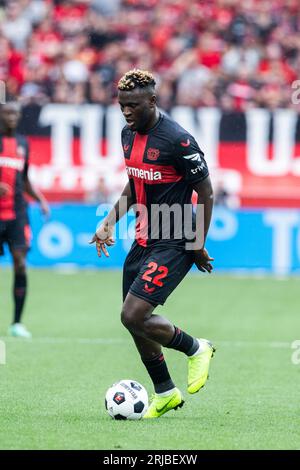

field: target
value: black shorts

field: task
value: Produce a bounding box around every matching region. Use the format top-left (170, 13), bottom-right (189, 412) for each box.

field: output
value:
top-left (0, 217), bottom-right (31, 256)
top-left (123, 241), bottom-right (195, 306)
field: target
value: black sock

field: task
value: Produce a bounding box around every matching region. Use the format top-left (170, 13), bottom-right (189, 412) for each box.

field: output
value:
top-left (13, 273), bottom-right (27, 324)
top-left (166, 326), bottom-right (199, 356)
top-left (142, 353), bottom-right (175, 394)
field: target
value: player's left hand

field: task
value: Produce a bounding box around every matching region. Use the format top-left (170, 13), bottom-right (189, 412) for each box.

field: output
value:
top-left (194, 248), bottom-right (214, 273)
top-left (40, 199), bottom-right (50, 218)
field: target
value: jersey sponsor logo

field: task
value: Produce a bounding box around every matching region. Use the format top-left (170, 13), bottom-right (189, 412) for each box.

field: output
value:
top-left (126, 166), bottom-right (162, 181)
top-left (147, 148), bottom-right (160, 161)
top-left (0, 157), bottom-right (24, 171)
top-left (181, 138), bottom-right (190, 147)
top-left (191, 162), bottom-right (206, 174)
top-left (183, 153), bottom-right (202, 162)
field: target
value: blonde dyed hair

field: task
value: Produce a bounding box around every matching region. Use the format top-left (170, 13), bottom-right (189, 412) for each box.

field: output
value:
top-left (118, 69), bottom-right (156, 91)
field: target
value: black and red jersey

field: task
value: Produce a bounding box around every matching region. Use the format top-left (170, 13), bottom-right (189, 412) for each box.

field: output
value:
top-left (121, 113), bottom-right (209, 247)
top-left (0, 134), bottom-right (29, 221)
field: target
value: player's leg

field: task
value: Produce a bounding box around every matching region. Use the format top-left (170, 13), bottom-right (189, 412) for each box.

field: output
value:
top-left (125, 301), bottom-right (175, 393)
top-left (7, 218), bottom-right (32, 338)
top-left (0, 221), bottom-right (5, 257)
top-left (123, 249), bottom-right (178, 395)
top-left (122, 246), bottom-right (183, 417)
top-left (8, 248), bottom-right (31, 338)
top-left (121, 295), bottom-right (184, 418)
top-left (126, 247), bottom-right (215, 394)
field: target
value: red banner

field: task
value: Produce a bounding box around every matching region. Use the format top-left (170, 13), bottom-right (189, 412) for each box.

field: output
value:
top-left (19, 105), bottom-right (300, 207)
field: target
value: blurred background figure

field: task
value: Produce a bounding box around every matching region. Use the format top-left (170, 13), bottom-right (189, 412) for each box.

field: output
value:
top-left (212, 170), bottom-right (241, 209)
top-left (0, 101), bottom-right (49, 338)
top-left (85, 175), bottom-right (110, 205)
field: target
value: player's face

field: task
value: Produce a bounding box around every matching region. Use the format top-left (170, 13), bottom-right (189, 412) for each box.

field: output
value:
top-left (0, 103), bottom-right (21, 131)
top-left (118, 89), bottom-right (156, 133)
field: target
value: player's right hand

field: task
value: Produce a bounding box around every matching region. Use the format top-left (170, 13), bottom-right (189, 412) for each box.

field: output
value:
top-left (89, 224), bottom-right (115, 257)
top-left (194, 248), bottom-right (214, 273)
top-left (0, 182), bottom-right (11, 197)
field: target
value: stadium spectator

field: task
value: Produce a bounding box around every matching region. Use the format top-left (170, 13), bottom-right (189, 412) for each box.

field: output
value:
top-left (1, 1), bottom-right (32, 51)
top-left (85, 175), bottom-right (110, 204)
top-left (0, 0), bottom-right (298, 109)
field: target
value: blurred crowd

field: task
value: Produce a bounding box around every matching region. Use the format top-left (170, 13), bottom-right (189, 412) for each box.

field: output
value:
top-left (0, 0), bottom-right (299, 111)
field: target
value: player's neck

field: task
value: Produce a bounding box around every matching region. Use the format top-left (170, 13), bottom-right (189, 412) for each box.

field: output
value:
top-left (139, 110), bottom-right (160, 134)
top-left (1, 129), bottom-right (16, 137)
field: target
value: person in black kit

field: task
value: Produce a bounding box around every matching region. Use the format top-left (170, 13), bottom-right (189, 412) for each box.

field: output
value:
top-left (0, 102), bottom-right (49, 338)
top-left (90, 70), bottom-right (215, 418)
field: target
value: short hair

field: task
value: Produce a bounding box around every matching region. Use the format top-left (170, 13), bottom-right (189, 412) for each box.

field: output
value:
top-left (118, 69), bottom-right (156, 91)
top-left (0, 101), bottom-right (21, 113)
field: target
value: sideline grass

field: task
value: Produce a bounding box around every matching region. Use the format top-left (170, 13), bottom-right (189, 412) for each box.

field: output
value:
top-left (0, 269), bottom-right (299, 450)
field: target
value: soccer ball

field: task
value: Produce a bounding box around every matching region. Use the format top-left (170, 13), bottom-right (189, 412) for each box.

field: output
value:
top-left (105, 379), bottom-right (148, 420)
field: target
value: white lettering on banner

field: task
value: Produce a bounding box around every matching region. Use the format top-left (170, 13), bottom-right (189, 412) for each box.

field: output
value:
top-left (106, 104), bottom-right (126, 167)
top-left (209, 208), bottom-right (238, 241)
top-left (197, 108), bottom-right (221, 170)
top-left (264, 210), bottom-right (300, 275)
top-left (29, 165), bottom-right (55, 189)
top-left (38, 222), bottom-right (73, 258)
top-left (171, 107), bottom-right (221, 169)
top-left (246, 109), bottom-right (298, 176)
top-left (39, 105), bottom-right (80, 170)
top-left (33, 104), bottom-right (300, 193)
top-left (80, 105), bottom-right (105, 166)
top-left (96, 104), bottom-right (127, 186)
top-left (60, 167), bottom-right (79, 190)
top-left (38, 104), bottom-right (123, 187)
top-left (81, 167), bottom-right (103, 191)
top-left (0, 157), bottom-right (24, 170)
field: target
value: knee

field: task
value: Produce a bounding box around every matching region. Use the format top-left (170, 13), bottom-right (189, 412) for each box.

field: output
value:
top-left (121, 307), bottom-right (153, 337)
top-left (121, 296), bottom-right (154, 335)
top-left (121, 307), bottom-right (138, 331)
top-left (13, 255), bottom-right (26, 275)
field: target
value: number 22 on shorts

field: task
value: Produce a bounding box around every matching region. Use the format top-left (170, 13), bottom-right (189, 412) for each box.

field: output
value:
top-left (142, 262), bottom-right (169, 287)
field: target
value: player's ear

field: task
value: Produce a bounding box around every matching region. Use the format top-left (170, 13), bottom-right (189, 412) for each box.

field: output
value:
top-left (149, 94), bottom-right (157, 108)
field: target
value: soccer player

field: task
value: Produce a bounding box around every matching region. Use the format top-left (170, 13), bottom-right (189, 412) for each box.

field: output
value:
top-left (91, 70), bottom-right (215, 418)
top-left (0, 102), bottom-right (49, 338)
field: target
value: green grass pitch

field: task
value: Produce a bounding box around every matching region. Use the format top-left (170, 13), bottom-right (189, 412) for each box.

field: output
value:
top-left (0, 268), bottom-right (299, 450)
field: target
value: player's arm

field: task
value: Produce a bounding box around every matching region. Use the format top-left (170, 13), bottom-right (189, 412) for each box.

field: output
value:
top-left (22, 139), bottom-right (50, 217)
top-left (90, 181), bottom-right (133, 257)
top-left (173, 134), bottom-right (214, 272)
top-left (192, 176), bottom-right (214, 273)
top-left (24, 175), bottom-right (50, 217)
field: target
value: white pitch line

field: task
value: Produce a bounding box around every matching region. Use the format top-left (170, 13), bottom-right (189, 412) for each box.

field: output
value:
top-left (0, 337), bottom-right (128, 344)
top-left (216, 340), bottom-right (291, 349)
top-left (0, 337), bottom-right (292, 348)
